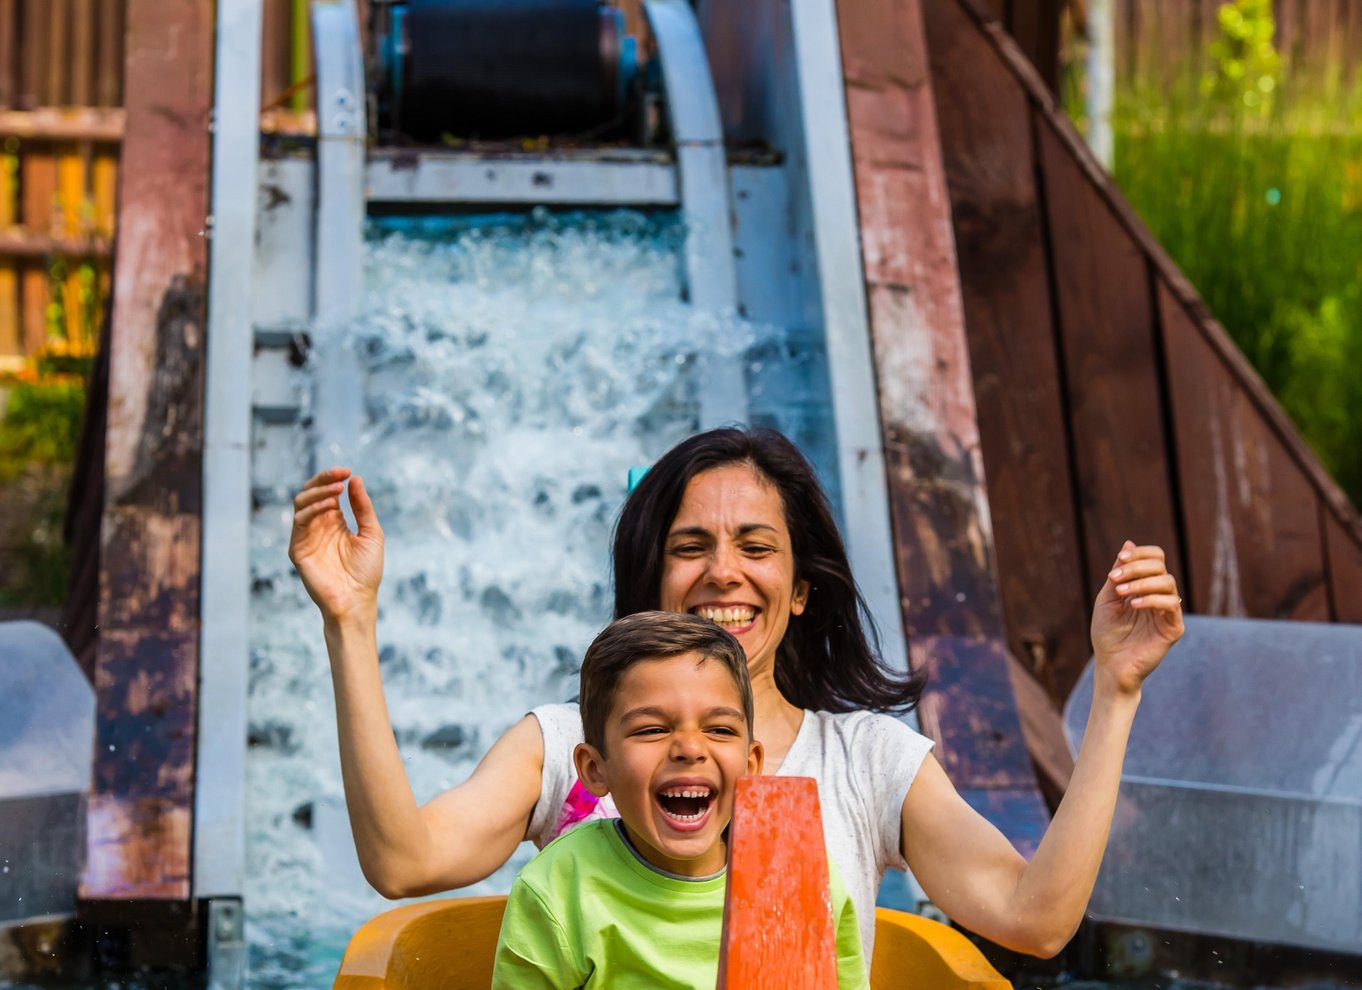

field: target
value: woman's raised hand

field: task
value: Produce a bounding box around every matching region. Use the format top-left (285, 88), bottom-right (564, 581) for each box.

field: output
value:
top-left (288, 467), bottom-right (385, 623)
top-left (1090, 540), bottom-right (1184, 695)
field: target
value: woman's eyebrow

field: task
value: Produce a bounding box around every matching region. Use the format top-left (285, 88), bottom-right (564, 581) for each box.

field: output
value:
top-left (667, 523), bottom-right (777, 539)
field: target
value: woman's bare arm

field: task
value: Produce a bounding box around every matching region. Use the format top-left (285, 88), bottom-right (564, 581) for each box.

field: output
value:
top-left (291, 469), bottom-right (545, 897)
top-left (901, 541), bottom-right (1182, 956)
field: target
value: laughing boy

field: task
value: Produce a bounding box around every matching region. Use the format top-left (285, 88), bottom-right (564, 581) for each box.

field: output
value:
top-left (490, 610), bottom-right (867, 989)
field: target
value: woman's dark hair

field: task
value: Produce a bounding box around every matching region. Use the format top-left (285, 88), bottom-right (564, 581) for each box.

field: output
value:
top-left (612, 427), bottom-right (926, 714)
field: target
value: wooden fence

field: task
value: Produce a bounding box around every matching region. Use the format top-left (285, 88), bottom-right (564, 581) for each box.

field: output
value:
top-left (0, 0), bottom-right (123, 369)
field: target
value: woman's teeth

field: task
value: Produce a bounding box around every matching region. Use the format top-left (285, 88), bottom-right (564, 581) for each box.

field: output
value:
top-left (694, 606), bottom-right (755, 628)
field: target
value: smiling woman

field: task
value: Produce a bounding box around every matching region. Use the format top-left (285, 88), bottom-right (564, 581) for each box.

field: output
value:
top-left (289, 425), bottom-right (1185, 968)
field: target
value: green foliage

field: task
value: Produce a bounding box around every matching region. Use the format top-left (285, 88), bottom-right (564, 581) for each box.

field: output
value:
top-left (1080, 3), bottom-right (1362, 506)
top-left (0, 377), bottom-right (87, 479)
top-left (1201, 0), bottom-right (1281, 116)
top-left (0, 466), bottom-right (73, 607)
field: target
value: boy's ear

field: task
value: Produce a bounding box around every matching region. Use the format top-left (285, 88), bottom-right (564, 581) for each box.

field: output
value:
top-left (573, 742), bottom-right (611, 799)
top-left (746, 738), bottom-right (765, 777)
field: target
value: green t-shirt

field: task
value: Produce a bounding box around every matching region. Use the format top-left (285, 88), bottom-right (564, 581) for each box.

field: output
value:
top-left (492, 819), bottom-right (869, 990)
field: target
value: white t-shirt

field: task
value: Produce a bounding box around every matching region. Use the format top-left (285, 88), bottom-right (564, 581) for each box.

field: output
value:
top-left (527, 702), bottom-right (934, 960)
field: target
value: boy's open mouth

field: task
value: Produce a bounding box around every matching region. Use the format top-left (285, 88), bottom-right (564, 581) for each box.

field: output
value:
top-left (656, 785), bottom-right (715, 824)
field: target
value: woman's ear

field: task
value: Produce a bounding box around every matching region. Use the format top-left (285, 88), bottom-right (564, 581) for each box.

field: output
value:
top-left (573, 742), bottom-right (611, 798)
top-left (746, 738), bottom-right (765, 777)
top-left (791, 580), bottom-right (810, 616)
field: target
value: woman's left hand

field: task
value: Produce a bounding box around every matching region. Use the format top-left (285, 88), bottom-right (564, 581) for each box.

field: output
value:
top-left (1090, 540), bottom-right (1184, 696)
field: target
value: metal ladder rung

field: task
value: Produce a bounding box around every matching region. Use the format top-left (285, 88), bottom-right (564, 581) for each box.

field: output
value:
top-left (365, 151), bottom-right (680, 207)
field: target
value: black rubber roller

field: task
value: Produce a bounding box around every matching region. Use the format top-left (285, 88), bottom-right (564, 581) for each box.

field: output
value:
top-left (394, 0), bottom-right (633, 141)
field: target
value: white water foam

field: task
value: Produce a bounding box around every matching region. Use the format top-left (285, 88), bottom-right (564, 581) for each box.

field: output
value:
top-left (243, 210), bottom-right (776, 987)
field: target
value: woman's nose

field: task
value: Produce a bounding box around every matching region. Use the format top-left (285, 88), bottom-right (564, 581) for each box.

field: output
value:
top-left (706, 545), bottom-right (741, 585)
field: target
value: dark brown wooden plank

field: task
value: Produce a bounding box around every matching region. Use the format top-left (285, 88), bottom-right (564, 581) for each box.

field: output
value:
top-left (1004, 0), bottom-right (1063, 92)
top-left (0, 0), bottom-right (17, 108)
top-left (1324, 506), bottom-right (1362, 624)
top-left (95, 0), bottom-right (121, 106)
top-left (836, 0), bottom-right (1048, 842)
top-left (82, 0), bottom-right (213, 907)
top-left (45, 0), bottom-right (68, 106)
top-left (1160, 282), bottom-right (1329, 622)
top-left (260, 0), bottom-right (294, 111)
top-left (1035, 111), bottom-right (1186, 617)
top-left (17, 0), bottom-right (46, 109)
top-left (70, 0), bottom-right (94, 107)
top-left (923, 0), bottom-right (1093, 704)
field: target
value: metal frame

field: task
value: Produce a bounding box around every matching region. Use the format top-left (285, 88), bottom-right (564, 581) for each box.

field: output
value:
top-left (644, 0), bottom-right (746, 429)
top-left (196, 0), bottom-right (263, 904)
top-left (366, 152), bottom-right (679, 207)
top-left (312, 0), bottom-right (368, 467)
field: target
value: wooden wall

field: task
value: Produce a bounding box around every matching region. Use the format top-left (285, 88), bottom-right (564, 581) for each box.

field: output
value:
top-left (922, 0), bottom-right (1362, 713)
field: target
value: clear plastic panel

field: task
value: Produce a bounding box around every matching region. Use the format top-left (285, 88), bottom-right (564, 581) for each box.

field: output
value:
top-left (1064, 615), bottom-right (1362, 952)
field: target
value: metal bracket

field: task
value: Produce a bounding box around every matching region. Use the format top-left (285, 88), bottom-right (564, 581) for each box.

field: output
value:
top-left (311, 0), bottom-right (368, 469)
top-left (205, 898), bottom-right (246, 990)
top-left (644, 0), bottom-right (747, 430)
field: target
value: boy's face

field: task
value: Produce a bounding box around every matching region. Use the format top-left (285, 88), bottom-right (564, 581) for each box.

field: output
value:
top-left (574, 652), bottom-right (763, 878)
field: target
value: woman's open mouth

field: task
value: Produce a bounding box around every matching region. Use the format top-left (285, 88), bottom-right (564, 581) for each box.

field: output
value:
top-left (656, 785), bottom-right (716, 831)
top-left (691, 605), bottom-right (758, 634)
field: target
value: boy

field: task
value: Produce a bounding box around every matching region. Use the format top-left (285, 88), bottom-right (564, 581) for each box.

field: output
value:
top-left (491, 611), bottom-right (868, 989)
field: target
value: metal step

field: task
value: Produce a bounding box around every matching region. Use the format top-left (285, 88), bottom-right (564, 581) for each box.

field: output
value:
top-left (366, 148), bottom-right (679, 208)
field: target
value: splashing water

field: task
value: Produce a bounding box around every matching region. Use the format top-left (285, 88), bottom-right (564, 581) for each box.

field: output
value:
top-left (243, 210), bottom-right (780, 988)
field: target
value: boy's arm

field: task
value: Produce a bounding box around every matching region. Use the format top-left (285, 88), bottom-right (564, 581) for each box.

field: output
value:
top-left (491, 879), bottom-right (581, 990)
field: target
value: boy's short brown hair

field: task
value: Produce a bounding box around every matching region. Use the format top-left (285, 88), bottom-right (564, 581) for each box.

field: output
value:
top-left (579, 611), bottom-right (753, 754)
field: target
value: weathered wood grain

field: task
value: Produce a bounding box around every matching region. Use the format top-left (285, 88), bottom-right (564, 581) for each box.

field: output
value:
top-left (1034, 112), bottom-right (1185, 619)
top-left (835, 0), bottom-right (1048, 841)
top-left (922, 0), bottom-right (1093, 704)
top-left (1324, 506), bottom-right (1362, 624)
top-left (83, 0), bottom-right (213, 906)
top-left (1160, 284), bottom-right (1329, 622)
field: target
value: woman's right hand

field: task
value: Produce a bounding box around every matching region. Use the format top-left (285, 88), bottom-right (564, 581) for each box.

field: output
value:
top-left (288, 467), bottom-right (385, 623)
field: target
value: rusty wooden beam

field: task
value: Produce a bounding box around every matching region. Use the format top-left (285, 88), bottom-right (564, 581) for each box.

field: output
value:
top-left (833, 0), bottom-right (1049, 851)
top-left (80, 0), bottom-right (214, 921)
top-left (0, 107), bottom-right (125, 140)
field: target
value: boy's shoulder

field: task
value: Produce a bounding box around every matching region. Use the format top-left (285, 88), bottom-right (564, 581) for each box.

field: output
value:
top-left (517, 818), bottom-right (620, 889)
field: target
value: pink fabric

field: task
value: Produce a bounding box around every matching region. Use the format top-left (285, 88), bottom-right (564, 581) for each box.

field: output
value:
top-left (552, 780), bottom-right (619, 841)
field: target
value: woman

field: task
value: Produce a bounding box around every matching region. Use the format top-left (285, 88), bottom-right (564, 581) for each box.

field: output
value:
top-left (289, 427), bottom-right (1182, 959)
